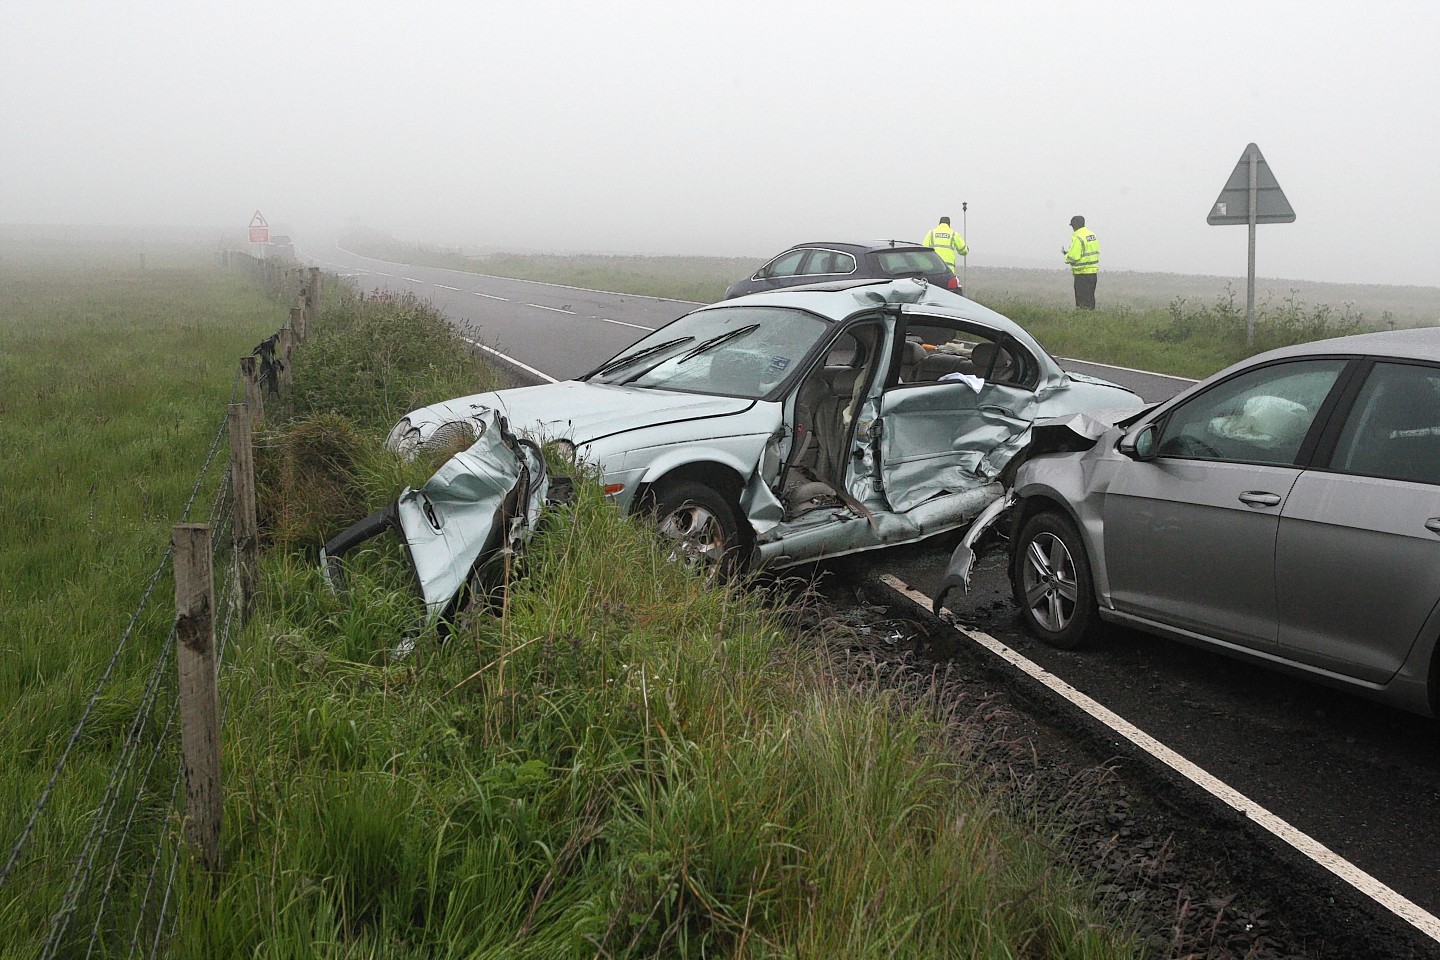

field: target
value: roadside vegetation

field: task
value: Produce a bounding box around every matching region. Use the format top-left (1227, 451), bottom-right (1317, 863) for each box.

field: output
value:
top-left (343, 229), bottom-right (1440, 381)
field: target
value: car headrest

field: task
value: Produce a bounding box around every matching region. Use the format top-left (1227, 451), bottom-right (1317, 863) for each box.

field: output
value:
top-left (970, 341), bottom-right (995, 372)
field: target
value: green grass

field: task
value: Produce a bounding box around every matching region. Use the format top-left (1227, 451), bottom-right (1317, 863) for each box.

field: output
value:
top-left (170, 479), bottom-right (1142, 958)
top-left (0, 245), bottom-right (285, 954)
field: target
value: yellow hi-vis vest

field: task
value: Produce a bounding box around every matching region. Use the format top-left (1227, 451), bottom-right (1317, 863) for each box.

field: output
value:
top-left (1065, 227), bottom-right (1100, 275)
top-left (923, 222), bottom-right (969, 271)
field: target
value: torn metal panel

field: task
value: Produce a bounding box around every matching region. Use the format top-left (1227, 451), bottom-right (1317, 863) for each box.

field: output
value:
top-left (934, 490), bottom-right (1015, 615)
top-left (323, 409), bottom-right (548, 622)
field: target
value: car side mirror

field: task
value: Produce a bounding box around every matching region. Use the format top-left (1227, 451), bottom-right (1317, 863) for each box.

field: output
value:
top-left (1119, 423), bottom-right (1158, 461)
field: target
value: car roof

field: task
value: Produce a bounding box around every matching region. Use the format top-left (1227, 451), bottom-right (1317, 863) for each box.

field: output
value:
top-left (1256, 326), bottom-right (1440, 365)
top-left (785, 240), bottom-right (935, 255)
top-left (705, 277), bottom-right (1039, 337)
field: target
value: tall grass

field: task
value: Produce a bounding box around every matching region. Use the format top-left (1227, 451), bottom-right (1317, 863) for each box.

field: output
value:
top-left (171, 476), bottom-right (1141, 957)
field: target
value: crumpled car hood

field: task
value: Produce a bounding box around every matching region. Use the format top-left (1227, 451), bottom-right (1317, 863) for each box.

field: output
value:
top-left (414, 381), bottom-right (755, 445)
top-left (323, 408), bottom-right (548, 625)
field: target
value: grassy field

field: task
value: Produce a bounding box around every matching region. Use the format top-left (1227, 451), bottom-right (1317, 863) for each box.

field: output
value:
top-left (344, 229), bottom-right (1440, 380)
top-left (0, 239), bottom-right (288, 953)
top-left (0, 242), bottom-right (1150, 956)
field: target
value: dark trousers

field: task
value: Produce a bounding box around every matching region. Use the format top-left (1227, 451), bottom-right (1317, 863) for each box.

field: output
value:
top-left (1073, 273), bottom-right (1097, 310)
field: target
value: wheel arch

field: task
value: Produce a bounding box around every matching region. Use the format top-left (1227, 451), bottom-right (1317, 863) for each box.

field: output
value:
top-left (633, 461), bottom-right (747, 517)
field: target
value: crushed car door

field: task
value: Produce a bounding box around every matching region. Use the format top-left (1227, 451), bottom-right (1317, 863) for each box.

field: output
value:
top-left (873, 318), bottom-right (1036, 513)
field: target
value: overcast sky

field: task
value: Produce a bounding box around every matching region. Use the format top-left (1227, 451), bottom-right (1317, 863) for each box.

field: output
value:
top-left (3, 1), bottom-right (1436, 286)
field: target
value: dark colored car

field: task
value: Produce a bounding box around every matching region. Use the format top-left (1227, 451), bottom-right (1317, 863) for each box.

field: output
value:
top-left (723, 241), bottom-right (960, 299)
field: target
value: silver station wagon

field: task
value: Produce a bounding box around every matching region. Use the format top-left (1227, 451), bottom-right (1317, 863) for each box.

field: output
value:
top-left (358, 278), bottom-right (1140, 616)
top-left (982, 327), bottom-right (1440, 717)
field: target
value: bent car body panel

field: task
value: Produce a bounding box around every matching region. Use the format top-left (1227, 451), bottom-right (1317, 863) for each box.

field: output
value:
top-left (323, 409), bottom-right (548, 624)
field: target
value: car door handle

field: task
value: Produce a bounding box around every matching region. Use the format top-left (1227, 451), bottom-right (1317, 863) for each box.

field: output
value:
top-left (1238, 491), bottom-right (1282, 508)
top-left (1426, 518), bottom-right (1440, 534)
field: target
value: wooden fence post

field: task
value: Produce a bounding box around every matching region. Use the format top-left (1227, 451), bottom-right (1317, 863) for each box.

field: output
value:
top-left (290, 305), bottom-right (305, 343)
top-left (277, 328), bottom-right (294, 391)
top-left (174, 523), bottom-right (222, 880)
top-left (239, 356), bottom-right (263, 426)
top-left (227, 405), bottom-right (259, 624)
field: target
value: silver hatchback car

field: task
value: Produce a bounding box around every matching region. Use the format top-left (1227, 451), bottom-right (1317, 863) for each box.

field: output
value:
top-left (996, 327), bottom-right (1440, 716)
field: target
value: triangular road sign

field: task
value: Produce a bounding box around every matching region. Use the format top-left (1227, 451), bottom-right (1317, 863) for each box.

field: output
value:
top-left (1207, 143), bottom-right (1295, 225)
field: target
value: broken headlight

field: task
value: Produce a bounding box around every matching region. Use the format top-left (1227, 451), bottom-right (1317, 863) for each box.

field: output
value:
top-left (387, 417), bottom-right (421, 456)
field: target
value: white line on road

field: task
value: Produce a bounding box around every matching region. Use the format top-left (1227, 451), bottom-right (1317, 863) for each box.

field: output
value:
top-left (878, 573), bottom-right (1440, 946)
top-left (526, 303), bottom-right (575, 314)
top-left (597, 317), bottom-right (656, 331)
top-left (402, 277), bottom-right (424, 283)
top-left (1058, 356), bottom-right (1198, 383)
top-left (435, 284), bottom-right (460, 291)
top-left (459, 338), bottom-right (558, 384)
top-left (472, 292), bottom-right (509, 301)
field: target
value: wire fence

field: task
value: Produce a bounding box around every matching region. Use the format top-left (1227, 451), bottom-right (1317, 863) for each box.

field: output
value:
top-left (0, 255), bottom-right (318, 958)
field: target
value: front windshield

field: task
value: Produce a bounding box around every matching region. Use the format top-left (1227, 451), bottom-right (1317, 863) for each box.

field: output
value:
top-left (585, 305), bottom-right (831, 399)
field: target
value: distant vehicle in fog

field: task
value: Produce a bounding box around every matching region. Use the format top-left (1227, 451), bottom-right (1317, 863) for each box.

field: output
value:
top-left (724, 241), bottom-right (961, 299)
top-left (268, 235), bottom-right (295, 260)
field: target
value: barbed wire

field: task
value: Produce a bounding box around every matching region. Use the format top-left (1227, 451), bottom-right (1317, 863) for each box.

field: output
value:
top-left (10, 261), bottom-right (314, 957)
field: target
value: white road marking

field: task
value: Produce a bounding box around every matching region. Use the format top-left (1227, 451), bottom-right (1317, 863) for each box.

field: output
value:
top-left (459, 337), bottom-right (558, 384)
top-left (597, 317), bottom-right (655, 331)
top-left (472, 292), bottom-right (509, 301)
top-left (435, 283), bottom-right (460, 291)
top-left (879, 573), bottom-right (1440, 946)
top-left (402, 277), bottom-right (424, 283)
top-left (526, 303), bottom-right (575, 314)
top-left (1059, 356), bottom-right (1198, 383)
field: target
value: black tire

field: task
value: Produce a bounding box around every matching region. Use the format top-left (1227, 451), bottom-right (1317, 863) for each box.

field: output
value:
top-left (1011, 510), bottom-right (1098, 650)
top-left (649, 480), bottom-right (745, 575)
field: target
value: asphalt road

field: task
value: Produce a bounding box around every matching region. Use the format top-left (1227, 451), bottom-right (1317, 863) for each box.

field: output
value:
top-left (302, 244), bottom-right (1440, 951)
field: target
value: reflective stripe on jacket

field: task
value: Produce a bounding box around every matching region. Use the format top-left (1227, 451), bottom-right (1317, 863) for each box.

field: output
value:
top-left (1065, 227), bottom-right (1100, 275)
top-left (923, 223), bottom-right (969, 270)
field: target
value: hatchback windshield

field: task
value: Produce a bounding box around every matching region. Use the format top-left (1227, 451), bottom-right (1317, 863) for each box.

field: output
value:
top-left (585, 306), bottom-right (831, 399)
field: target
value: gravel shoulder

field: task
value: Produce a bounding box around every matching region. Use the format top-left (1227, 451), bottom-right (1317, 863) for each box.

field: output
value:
top-left (791, 557), bottom-right (1440, 960)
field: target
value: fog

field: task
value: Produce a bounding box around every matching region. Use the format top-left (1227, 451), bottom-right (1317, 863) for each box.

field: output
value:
top-left (3, 0), bottom-right (1436, 286)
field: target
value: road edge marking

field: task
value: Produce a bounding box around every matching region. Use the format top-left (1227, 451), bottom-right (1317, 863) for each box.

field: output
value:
top-left (878, 573), bottom-right (1440, 945)
top-left (459, 338), bottom-right (558, 384)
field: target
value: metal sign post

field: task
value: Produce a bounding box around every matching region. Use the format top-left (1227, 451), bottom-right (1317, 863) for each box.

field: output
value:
top-left (961, 201), bottom-right (968, 292)
top-left (1207, 143), bottom-right (1295, 344)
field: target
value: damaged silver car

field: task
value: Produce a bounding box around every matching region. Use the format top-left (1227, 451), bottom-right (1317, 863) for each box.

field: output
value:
top-left (375, 278), bottom-right (1139, 611)
top-left (954, 327), bottom-right (1440, 717)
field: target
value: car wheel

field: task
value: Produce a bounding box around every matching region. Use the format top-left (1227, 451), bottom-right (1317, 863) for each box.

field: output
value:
top-left (650, 481), bottom-right (743, 575)
top-left (1012, 510), bottom-right (1097, 649)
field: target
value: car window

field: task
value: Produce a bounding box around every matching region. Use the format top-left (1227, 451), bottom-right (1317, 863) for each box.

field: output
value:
top-left (799, 249), bottom-right (854, 276)
top-left (895, 319), bottom-right (1037, 389)
top-left (873, 249), bottom-right (948, 276)
top-left (1155, 359), bottom-right (1346, 464)
top-left (759, 249), bottom-right (806, 279)
top-left (1328, 361), bottom-right (1440, 485)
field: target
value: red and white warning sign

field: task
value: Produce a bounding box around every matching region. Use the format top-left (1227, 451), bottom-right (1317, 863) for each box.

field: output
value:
top-left (248, 210), bottom-right (269, 244)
